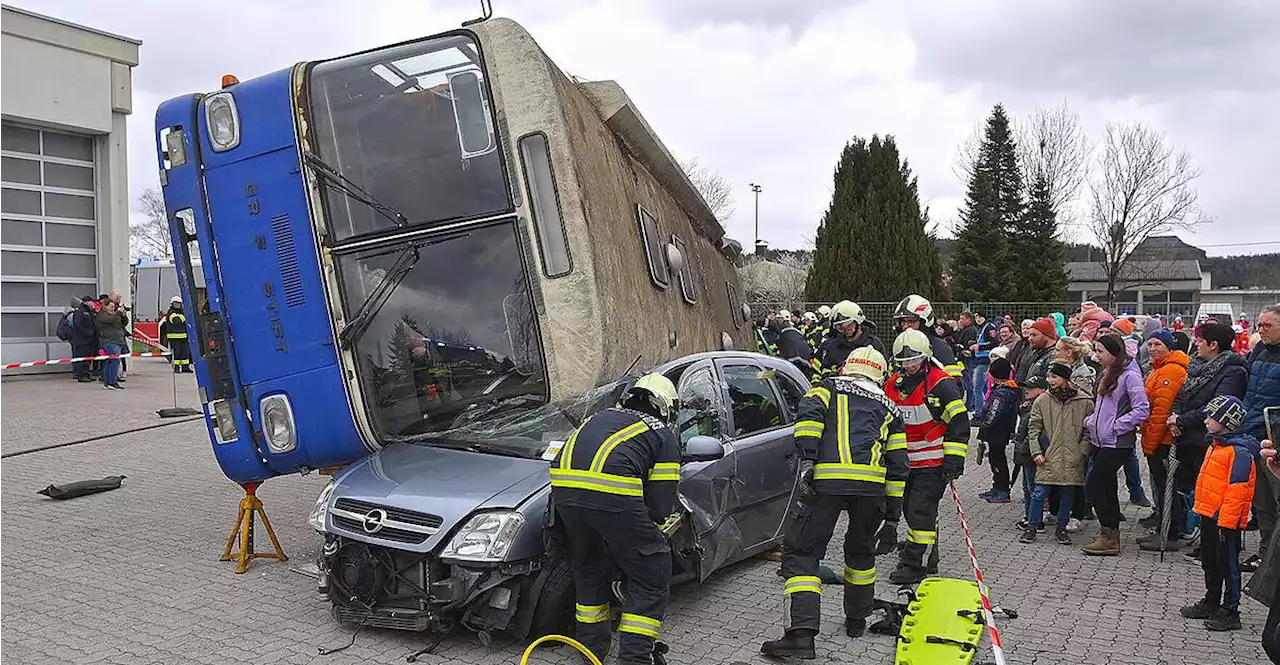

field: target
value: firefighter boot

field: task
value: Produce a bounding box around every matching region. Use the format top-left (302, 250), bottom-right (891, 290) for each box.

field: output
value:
top-left (889, 550), bottom-right (929, 585)
top-left (846, 617), bottom-right (867, 638)
top-left (760, 630), bottom-right (817, 660)
top-left (925, 541), bottom-right (940, 575)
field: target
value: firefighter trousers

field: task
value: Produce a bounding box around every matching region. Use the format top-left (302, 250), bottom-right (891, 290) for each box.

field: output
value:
top-left (781, 493), bottom-right (884, 632)
top-left (557, 501), bottom-right (671, 665)
top-left (901, 468), bottom-right (945, 570)
top-left (168, 338), bottom-right (191, 369)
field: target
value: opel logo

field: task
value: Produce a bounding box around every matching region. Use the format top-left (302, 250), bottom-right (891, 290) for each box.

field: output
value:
top-left (362, 508), bottom-right (388, 534)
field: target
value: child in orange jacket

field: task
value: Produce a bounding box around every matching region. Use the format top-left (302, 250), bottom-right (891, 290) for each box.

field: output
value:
top-left (1180, 395), bottom-right (1259, 632)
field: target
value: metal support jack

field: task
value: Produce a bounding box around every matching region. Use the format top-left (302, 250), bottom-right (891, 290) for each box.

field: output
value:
top-left (220, 482), bottom-right (287, 573)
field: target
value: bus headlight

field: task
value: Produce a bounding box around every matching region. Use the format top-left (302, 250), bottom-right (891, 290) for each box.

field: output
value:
top-left (205, 92), bottom-right (241, 152)
top-left (309, 481), bottom-right (336, 532)
top-left (441, 511), bottom-right (525, 562)
top-left (260, 394), bottom-right (297, 453)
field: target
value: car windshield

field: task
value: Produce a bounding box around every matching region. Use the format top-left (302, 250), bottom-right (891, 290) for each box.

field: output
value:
top-left (386, 379), bottom-right (631, 459)
top-left (336, 223), bottom-right (547, 441)
top-left (308, 33), bottom-right (511, 242)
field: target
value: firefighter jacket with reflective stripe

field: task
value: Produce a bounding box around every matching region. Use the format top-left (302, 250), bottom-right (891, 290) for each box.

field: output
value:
top-left (550, 408), bottom-right (680, 521)
top-left (161, 309), bottom-right (187, 340)
top-left (885, 366), bottom-right (969, 469)
top-left (806, 321), bottom-right (831, 351)
top-left (811, 332), bottom-right (888, 384)
top-left (928, 333), bottom-right (963, 380)
top-left (794, 376), bottom-right (909, 497)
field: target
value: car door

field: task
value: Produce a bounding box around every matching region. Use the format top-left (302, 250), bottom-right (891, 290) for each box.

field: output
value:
top-left (669, 359), bottom-right (740, 580)
top-left (715, 358), bottom-right (797, 554)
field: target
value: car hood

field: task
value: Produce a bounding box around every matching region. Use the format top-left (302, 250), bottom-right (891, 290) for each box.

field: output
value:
top-left (328, 442), bottom-right (550, 553)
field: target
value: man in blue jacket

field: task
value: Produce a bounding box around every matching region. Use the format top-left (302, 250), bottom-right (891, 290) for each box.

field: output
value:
top-left (1244, 304), bottom-right (1280, 572)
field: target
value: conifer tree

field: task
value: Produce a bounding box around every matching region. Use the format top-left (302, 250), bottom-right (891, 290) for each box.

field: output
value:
top-left (952, 104), bottom-right (1025, 301)
top-left (1012, 171), bottom-right (1069, 299)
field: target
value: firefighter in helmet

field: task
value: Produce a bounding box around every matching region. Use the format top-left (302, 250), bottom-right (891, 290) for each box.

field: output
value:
top-left (550, 373), bottom-right (681, 665)
top-left (881, 329), bottom-right (969, 584)
top-left (893, 294), bottom-right (963, 381)
top-left (811, 300), bottom-right (886, 384)
top-left (760, 346), bottom-right (908, 658)
top-left (159, 295), bottom-right (192, 373)
top-left (807, 305), bottom-right (833, 350)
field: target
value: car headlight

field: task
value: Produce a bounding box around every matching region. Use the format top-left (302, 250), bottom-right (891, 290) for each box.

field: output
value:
top-left (209, 399), bottom-right (238, 443)
top-left (260, 394), bottom-right (297, 453)
top-left (441, 511), bottom-right (525, 562)
top-left (205, 92), bottom-right (241, 152)
top-left (309, 481), bottom-right (336, 532)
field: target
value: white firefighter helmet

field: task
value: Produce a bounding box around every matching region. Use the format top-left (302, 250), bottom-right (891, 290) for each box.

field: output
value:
top-left (817, 305), bottom-right (832, 318)
top-left (625, 373), bottom-right (678, 420)
top-left (830, 300), bottom-right (868, 328)
top-left (892, 329), bottom-right (933, 366)
top-left (778, 309), bottom-right (792, 320)
top-left (894, 294), bottom-right (934, 326)
top-left (170, 295), bottom-right (183, 305)
top-left (803, 311), bottom-right (817, 323)
top-left (842, 346), bottom-right (888, 383)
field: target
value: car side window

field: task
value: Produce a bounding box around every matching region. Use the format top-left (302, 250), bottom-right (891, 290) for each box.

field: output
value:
top-left (776, 372), bottom-right (807, 421)
top-left (675, 366), bottom-right (721, 446)
top-left (723, 364), bottom-right (784, 437)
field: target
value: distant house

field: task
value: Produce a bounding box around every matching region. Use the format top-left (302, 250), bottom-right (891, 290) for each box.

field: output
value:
top-left (1066, 236), bottom-right (1210, 316)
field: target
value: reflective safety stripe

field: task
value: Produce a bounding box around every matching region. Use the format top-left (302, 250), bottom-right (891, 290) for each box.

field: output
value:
top-left (813, 463), bottom-right (886, 483)
top-left (885, 432), bottom-right (908, 451)
top-left (575, 603), bottom-right (610, 624)
top-left (172, 359), bottom-right (191, 365)
top-left (837, 394), bottom-right (851, 465)
top-left (943, 441), bottom-right (969, 458)
top-left (647, 462), bottom-right (680, 482)
top-left (166, 333), bottom-right (188, 339)
top-left (784, 575), bottom-right (822, 595)
top-left (886, 479), bottom-right (905, 497)
top-left (558, 427), bottom-right (584, 470)
top-left (898, 403), bottom-right (933, 426)
top-left (907, 528), bottom-right (937, 544)
top-left (794, 420), bottom-right (824, 438)
top-left (943, 362), bottom-right (964, 378)
top-left (590, 421), bottom-right (650, 473)
top-left (941, 399), bottom-right (966, 423)
top-left (805, 386), bottom-right (831, 407)
top-left (843, 566), bottom-right (876, 586)
top-left (907, 448), bottom-right (945, 463)
top-left (872, 412), bottom-right (892, 468)
top-left (618, 613), bottom-right (662, 639)
top-left (549, 468), bottom-right (644, 496)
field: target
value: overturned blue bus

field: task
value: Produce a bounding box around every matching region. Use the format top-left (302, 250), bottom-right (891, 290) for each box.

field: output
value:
top-left (155, 15), bottom-right (752, 493)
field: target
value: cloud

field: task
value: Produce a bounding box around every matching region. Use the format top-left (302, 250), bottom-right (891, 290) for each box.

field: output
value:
top-left (649, 0), bottom-right (868, 35)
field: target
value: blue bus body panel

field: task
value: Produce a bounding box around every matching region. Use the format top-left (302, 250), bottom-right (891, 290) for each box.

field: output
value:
top-left (158, 68), bottom-right (368, 481)
top-left (155, 94), bottom-right (272, 484)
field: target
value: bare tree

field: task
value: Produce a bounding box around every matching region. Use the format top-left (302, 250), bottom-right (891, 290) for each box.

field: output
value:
top-left (680, 157), bottom-right (736, 222)
top-left (950, 122), bottom-right (985, 183)
top-left (131, 188), bottom-right (173, 259)
top-left (1016, 101), bottom-right (1091, 220)
top-left (1087, 122), bottom-right (1210, 307)
top-left (738, 252), bottom-right (811, 309)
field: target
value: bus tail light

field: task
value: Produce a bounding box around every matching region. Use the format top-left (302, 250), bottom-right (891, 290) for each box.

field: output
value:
top-left (205, 92), bottom-right (241, 152)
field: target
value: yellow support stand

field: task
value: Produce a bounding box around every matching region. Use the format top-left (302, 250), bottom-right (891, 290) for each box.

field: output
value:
top-left (220, 482), bottom-right (288, 574)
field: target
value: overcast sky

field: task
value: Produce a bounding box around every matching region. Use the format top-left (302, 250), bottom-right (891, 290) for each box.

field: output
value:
top-left (19, 0), bottom-right (1280, 256)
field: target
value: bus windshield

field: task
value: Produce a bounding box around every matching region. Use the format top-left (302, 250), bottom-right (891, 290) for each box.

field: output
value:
top-left (308, 34), bottom-right (511, 242)
top-left (335, 223), bottom-right (546, 440)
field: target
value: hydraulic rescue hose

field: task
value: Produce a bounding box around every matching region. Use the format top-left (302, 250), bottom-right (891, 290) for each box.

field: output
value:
top-left (518, 634), bottom-right (603, 665)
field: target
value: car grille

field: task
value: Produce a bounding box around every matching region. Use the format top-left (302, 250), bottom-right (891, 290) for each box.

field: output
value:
top-left (333, 604), bottom-right (433, 632)
top-left (330, 498), bottom-right (443, 544)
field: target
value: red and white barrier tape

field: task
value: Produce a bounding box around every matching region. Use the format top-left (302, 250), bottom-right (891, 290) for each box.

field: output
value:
top-left (132, 329), bottom-right (168, 352)
top-left (2, 351), bottom-right (170, 370)
top-left (948, 480), bottom-right (1008, 665)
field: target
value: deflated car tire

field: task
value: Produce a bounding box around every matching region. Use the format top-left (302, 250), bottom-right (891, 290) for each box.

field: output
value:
top-left (528, 557), bottom-right (576, 639)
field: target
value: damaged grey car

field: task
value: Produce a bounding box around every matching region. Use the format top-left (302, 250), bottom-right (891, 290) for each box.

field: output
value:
top-left (311, 351), bottom-right (809, 640)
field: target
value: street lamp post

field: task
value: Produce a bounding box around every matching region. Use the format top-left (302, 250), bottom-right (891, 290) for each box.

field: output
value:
top-left (749, 183), bottom-right (762, 244)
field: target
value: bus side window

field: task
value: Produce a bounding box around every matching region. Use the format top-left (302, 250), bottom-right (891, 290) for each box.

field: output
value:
top-left (636, 205), bottom-right (669, 289)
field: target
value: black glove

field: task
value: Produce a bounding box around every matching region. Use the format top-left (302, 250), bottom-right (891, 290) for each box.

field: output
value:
top-left (884, 496), bottom-right (903, 523)
top-left (874, 520), bottom-right (899, 556)
top-left (798, 460), bottom-right (816, 498)
top-left (941, 455), bottom-right (965, 481)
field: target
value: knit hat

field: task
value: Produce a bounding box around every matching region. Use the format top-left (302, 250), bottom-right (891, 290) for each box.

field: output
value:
top-left (990, 357), bottom-right (1012, 381)
top-left (1147, 329), bottom-right (1175, 350)
top-left (1204, 395), bottom-right (1247, 433)
top-left (1097, 333), bottom-right (1126, 358)
top-left (1112, 318), bottom-right (1136, 336)
top-left (1049, 363), bottom-right (1073, 381)
top-left (1098, 320), bottom-right (1113, 329)
top-left (1030, 317), bottom-right (1058, 340)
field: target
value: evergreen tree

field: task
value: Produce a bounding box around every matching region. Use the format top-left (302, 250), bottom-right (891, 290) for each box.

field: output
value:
top-left (806, 135), bottom-right (944, 304)
top-left (951, 104), bottom-right (1025, 301)
top-left (1011, 171), bottom-right (1069, 299)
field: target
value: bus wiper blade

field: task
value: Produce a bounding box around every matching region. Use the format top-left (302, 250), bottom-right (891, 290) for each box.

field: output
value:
top-left (303, 152), bottom-right (409, 228)
top-left (338, 244), bottom-right (420, 349)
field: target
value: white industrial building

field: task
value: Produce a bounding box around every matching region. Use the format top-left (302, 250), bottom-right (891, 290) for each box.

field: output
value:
top-left (1, 5), bottom-right (139, 367)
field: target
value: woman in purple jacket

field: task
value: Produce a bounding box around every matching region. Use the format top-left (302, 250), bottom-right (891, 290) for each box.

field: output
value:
top-left (1082, 334), bottom-right (1151, 556)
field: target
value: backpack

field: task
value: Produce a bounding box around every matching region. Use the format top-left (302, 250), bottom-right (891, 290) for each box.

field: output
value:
top-left (55, 312), bottom-right (74, 342)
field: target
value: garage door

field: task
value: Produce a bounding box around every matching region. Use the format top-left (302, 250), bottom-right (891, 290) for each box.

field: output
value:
top-left (1, 122), bottom-right (98, 366)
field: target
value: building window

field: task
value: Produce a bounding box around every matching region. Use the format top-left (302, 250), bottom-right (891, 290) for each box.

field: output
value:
top-left (726, 281), bottom-right (744, 328)
top-left (636, 204), bottom-right (669, 289)
top-left (517, 132), bottom-right (571, 277)
top-left (671, 233), bottom-right (696, 304)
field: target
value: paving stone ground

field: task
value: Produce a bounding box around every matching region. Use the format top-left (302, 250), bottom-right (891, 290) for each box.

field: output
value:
top-left (1, 361), bottom-right (1271, 664)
